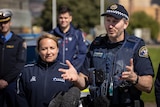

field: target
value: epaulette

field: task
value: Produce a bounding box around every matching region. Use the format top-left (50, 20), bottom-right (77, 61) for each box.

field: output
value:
top-left (91, 33), bottom-right (107, 46)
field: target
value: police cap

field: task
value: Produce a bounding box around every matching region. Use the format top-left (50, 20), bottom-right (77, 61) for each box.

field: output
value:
top-left (0, 9), bottom-right (12, 23)
top-left (101, 4), bottom-right (129, 20)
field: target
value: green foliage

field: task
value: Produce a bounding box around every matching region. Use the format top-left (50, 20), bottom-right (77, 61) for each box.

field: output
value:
top-left (57, 0), bottom-right (100, 32)
top-left (34, 0), bottom-right (52, 31)
top-left (141, 46), bottom-right (160, 102)
top-left (127, 11), bottom-right (160, 40)
top-left (33, 0), bottom-right (111, 32)
top-left (34, 0), bottom-right (160, 40)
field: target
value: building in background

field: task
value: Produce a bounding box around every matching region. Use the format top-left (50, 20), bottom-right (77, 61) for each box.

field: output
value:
top-left (118, 0), bottom-right (160, 43)
top-left (29, 0), bottom-right (45, 18)
top-left (0, 0), bottom-right (32, 33)
top-left (0, 0), bottom-right (160, 39)
top-left (119, 0), bottom-right (160, 23)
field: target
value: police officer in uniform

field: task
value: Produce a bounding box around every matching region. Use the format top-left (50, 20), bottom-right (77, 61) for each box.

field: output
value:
top-left (58, 3), bottom-right (154, 107)
top-left (0, 9), bottom-right (26, 107)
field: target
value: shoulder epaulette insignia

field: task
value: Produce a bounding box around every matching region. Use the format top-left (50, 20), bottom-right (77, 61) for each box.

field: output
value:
top-left (139, 46), bottom-right (149, 58)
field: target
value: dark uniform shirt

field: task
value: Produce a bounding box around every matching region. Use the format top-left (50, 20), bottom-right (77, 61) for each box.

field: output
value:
top-left (16, 59), bottom-right (73, 107)
top-left (0, 32), bottom-right (26, 83)
top-left (81, 32), bottom-right (154, 106)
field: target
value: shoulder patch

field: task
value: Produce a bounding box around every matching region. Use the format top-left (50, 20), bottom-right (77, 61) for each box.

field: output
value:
top-left (139, 46), bottom-right (148, 58)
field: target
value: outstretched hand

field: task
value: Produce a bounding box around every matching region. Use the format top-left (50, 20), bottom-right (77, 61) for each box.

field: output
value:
top-left (59, 60), bottom-right (79, 82)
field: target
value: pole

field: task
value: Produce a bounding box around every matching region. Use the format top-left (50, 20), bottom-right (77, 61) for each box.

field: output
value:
top-left (100, 0), bottom-right (104, 27)
top-left (52, 0), bottom-right (56, 29)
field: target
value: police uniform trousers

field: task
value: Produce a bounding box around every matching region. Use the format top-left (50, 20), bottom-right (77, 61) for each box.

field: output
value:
top-left (0, 81), bottom-right (17, 107)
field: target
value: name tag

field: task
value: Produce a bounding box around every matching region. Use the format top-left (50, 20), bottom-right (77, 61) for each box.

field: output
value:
top-left (93, 52), bottom-right (104, 58)
top-left (6, 45), bottom-right (14, 48)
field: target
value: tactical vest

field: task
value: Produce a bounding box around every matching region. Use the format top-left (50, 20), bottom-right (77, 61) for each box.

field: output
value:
top-left (89, 35), bottom-right (141, 104)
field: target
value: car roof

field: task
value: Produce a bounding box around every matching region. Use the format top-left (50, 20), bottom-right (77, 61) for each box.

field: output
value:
top-left (19, 33), bottom-right (40, 46)
top-left (25, 39), bottom-right (37, 46)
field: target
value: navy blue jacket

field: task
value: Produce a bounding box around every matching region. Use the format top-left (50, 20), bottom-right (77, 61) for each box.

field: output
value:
top-left (50, 24), bottom-right (87, 71)
top-left (0, 32), bottom-right (26, 83)
top-left (16, 59), bottom-right (73, 107)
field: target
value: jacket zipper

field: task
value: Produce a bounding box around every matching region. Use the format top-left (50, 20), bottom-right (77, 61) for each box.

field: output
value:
top-left (43, 63), bottom-right (48, 97)
top-left (62, 35), bottom-right (66, 63)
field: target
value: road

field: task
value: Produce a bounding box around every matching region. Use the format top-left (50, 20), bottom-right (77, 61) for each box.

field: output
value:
top-left (145, 102), bottom-right (156, 107)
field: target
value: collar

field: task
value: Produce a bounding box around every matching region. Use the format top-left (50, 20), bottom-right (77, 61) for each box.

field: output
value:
top-left (0, 31), bottom-right (12, 42)
top-left (54, 23), bottom-right (75, 38)
top-left (37, 57), bottom-right (58, 68)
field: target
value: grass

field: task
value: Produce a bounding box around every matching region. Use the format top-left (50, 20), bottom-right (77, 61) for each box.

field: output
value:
top-left (141, 45), bottom-right (160, 102)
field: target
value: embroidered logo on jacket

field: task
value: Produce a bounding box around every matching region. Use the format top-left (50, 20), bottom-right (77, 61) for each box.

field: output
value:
top-left (30, 76), bottom-right (36, 82)
top-left (52, 77), bottom-right (65, 83)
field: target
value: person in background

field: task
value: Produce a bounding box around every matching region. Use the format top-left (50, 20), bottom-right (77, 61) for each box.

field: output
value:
top-left (49, 5), bottom-right (87, 71)
top-left (0, 9), bottom-right (26, 107)
top-left (16, 32), bottom-right (80, 107)
top-left (58, 3), bottom-right (154, 107)
top-left (155, 63), bottom-right (160, 107)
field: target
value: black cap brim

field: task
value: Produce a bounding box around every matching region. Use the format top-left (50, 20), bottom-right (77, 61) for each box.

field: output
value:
top-left (101, 12), bottom-right (123, 19)
top-left (0, 17), bottom-right (11, 23)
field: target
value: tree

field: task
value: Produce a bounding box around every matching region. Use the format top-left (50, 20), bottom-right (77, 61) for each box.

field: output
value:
top-left (34, 0), bottom-right (110, 33)
top-left (34, 0), bottom-right (52, 32)
top-left (127, 11), bottom-right (160, 40)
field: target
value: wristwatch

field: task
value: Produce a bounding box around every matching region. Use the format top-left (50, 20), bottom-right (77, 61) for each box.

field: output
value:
top-left (132, 75), bottom-right (139, 85)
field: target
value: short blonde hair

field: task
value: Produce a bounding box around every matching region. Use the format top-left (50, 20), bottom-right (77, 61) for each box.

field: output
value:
top-left (37, 32), bottom-right (59, 51)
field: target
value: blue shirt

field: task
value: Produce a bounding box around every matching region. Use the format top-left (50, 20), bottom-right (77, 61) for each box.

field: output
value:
top-left (0, 31), bottom-right (12, 42)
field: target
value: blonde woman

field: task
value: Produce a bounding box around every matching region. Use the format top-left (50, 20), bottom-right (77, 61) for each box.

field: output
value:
top-left (16, 32), bottom-right (80, 107)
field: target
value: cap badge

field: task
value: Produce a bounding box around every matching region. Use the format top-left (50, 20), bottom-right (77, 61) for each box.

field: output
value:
top-left (110, 4), bottom-right (118, 10)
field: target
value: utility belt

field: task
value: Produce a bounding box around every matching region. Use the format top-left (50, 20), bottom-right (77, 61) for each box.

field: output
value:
top-left (81, 96), bottom-right (144, 107)
top-left (88, 68), bottom-right (108, 98)
top-left (88, 68), bottom-right (144, 107)
top-left (110, 99), bottom-right (144, 107)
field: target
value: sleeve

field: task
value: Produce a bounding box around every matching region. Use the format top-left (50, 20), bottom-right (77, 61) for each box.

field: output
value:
top-left (4, 38), bottom-right (27, 83)
top-left (16, 72), bottom-right (30, 107)
top-left (134, 39), bottom-right (154, 76)
top-left (71, 30), bottom-right (88, 71)
top-left (155, 63), bottom-right (160, 107)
